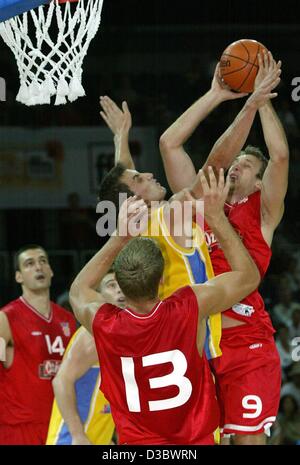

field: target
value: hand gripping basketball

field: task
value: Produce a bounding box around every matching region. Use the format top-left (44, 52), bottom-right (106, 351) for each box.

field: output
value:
top-left (220, 39), bottom-right (269, 93)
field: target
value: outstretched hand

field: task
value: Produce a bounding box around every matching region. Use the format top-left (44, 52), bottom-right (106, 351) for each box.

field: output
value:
top-left (211, 63), bottom-right (249, 102)
top-left (117, 196), bottom-right (149, 238)
top-left (247, 51), bottom-right (281, 108)
top-left (197, 167), bottom-right (230, 223)
top-left (255, 50), bottom-right (281, 88)
top-left (100, 96), bottom-right (132, 135)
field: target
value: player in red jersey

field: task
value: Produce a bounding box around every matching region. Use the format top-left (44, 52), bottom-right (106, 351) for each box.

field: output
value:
top-left (69, 170), bottom-right (260, 445)
top-left (0, 245), bottom-right (77, 445)
top-left (159, 51), bottom-right (288, 444)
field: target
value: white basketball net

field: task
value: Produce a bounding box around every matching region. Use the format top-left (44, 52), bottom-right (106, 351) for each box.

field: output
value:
top-left (0, 0), bottom-right (104, 105)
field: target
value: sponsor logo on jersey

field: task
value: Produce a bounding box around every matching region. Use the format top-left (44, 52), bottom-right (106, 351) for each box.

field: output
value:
top-left (249, 343), bottom-right (263, 350)
top-left (232, 303), bottom-right (255, 317)
top-left (60, 322), bottom-right (71, 337)
top-left (205, 231), bottom-right (221, 252)
top-left (31, 331), bottom-right (42, 336)
top-left (39, 359), bottom-right (61, 379)
top-left (205, 229), bottom-right (243, 251)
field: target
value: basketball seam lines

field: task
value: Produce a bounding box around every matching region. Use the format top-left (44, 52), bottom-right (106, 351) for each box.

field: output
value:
top-left (222, 53), bottom-right (259, 68)
top-left (221, 62), bottom-right (250, 77)
top-left (241, 41), bottom-right (250, 62)
top-left (237, 43), bottom-right (260, 92)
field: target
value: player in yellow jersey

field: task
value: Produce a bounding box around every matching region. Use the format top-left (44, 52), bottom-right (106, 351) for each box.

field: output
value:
top-left (98, 96), bottom-right (221, 360)
top-left (46, 270), bottom-right (125, 445)
top-left (142, 203), bottom-right (220, 359)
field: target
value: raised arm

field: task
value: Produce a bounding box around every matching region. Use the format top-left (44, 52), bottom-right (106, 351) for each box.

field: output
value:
top-left (69, 197), bottom-right (148, 332)
top-left (191, 168), bottom-right (260, 316)
top-left (205, 57), bottom-right (281, 172)
top-left (160, 60), bottom-right (281, 195)
top-left (257, 53), bottom-right (289, 236)
top-left (69, 236), bottom-right (125, 333)
top-left (100, 96), bottom-right (135, 169)
top-left (52, 329), bottom-right (98, 445)
top-left (159, 64), bottom-right (248, 193)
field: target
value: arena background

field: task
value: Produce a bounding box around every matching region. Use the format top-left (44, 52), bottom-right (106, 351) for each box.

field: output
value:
top-left (0, 0), bottom-right (300, 445)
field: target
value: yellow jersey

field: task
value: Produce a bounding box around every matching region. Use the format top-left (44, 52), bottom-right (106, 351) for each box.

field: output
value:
top-left (46, 327), bottom-right (115, 445)
top-left (142, 205), bottom-right (222, 359)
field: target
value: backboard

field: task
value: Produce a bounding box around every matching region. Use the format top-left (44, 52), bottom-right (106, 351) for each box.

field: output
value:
top-left (0, 0), bottom-right (50, 22)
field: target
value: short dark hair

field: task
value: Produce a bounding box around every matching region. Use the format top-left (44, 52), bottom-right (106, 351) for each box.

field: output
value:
top-left (14, 244), bottom-right (48, 272)
top-left (114, 237), bottom-right (164, 301)
top-left (98, 163), bottom-right (134, 215)
top-left (239, 145), bottom-right (268, 179)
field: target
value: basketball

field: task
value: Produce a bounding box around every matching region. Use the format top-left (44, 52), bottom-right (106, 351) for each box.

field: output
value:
top-left (220, 39), bottom-right (268, 93)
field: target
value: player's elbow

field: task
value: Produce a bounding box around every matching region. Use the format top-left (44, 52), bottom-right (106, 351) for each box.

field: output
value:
top-left (70, 274), bottom-right (86, 301)
top-left (279, 149), bottom-right (289, 162)
top-left (69, 282), bottom-right (78, 306)
top-left (69, 280), bottom-right (78, 300)
top-left (159, 132), bottom-right (176, 156)
top-left (69, 281), bottom-right (82, 319)
top-left (271, 147), bottom-right (289, 163)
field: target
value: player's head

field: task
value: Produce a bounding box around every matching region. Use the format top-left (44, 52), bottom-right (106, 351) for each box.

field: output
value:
top-left (98, 163), bottom-right (166, 214)
top-left (227, 146), bottom-right (268, 194)
top-left (97, 269), bottom-right (126, 308)
top-left (114, 237), bottom-right (164, 303)
top-left (14, 244), bottom-right (53, 292)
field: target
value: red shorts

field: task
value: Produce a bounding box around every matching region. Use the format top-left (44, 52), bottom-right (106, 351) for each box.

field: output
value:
top-left (122, 433), bottom-right (216, 445)
top-left (0, 422), bottom-right (48, 445)
top-left (209, 324), bottom-right (281, 436)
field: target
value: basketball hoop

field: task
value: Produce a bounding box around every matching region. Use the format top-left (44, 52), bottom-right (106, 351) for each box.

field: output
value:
top-left (0, 0), bottom-right (104, 105)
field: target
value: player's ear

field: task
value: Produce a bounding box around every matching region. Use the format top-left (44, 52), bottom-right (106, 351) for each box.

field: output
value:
top-left (49, 266), bottom-right (54, 279)
top-left (15, 271), bottom-right (23, 284)
top-left (255, 178), bottom-right (262, 191)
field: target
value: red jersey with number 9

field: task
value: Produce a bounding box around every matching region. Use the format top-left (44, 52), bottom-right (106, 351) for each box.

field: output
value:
top-left (92, 286), bottom-right (220, 445)
top-left (0, 297), bottom-right (76, 427)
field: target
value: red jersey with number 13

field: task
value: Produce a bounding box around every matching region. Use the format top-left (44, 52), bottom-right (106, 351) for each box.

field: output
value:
top-left (92, 286), bottom-right (219, 445)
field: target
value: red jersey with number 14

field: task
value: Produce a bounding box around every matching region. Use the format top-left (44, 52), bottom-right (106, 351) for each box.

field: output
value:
top-left (0, 297), bottom-right (76, 426)
top-left (92, 286), bottom-right (219, 445)
top-left (204, 190), bottom-right (274, 332)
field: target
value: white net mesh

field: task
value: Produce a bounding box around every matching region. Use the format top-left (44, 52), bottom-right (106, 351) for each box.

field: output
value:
top-left (0, 0), bottom-right (104, 105)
